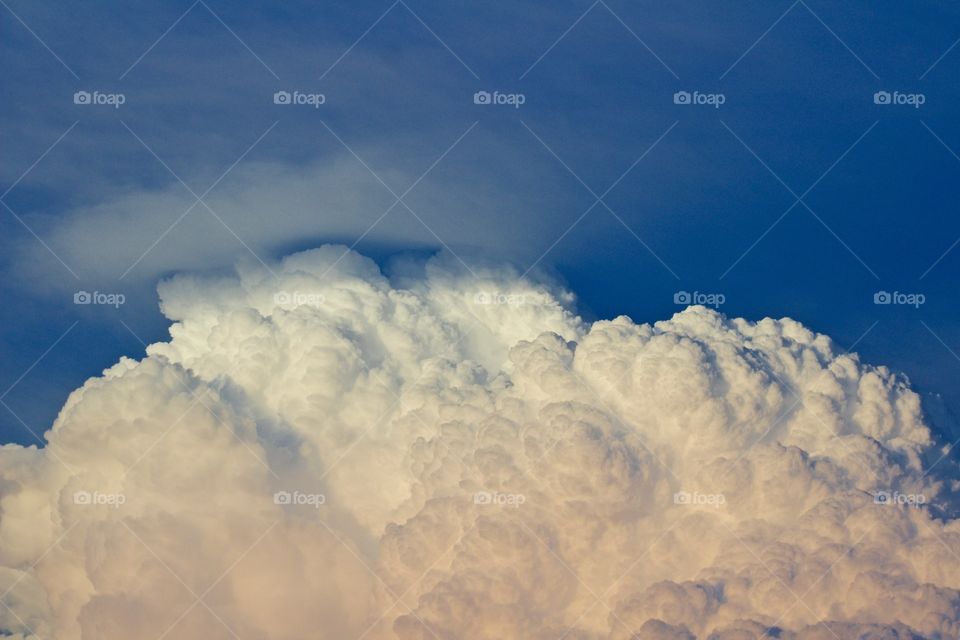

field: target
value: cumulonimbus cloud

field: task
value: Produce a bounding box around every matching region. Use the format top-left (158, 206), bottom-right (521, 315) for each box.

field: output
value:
top-left (0, 245), bottom-right (957, 639)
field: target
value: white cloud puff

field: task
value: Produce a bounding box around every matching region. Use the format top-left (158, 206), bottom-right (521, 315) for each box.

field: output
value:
top-left (0, 245), bottom-right (957, 639)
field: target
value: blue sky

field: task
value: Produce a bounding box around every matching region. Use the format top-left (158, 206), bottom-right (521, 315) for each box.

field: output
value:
top-left (2, 0), bottom-right (959, 445)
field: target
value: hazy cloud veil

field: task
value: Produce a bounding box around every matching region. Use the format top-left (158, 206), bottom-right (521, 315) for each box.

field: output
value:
top-left (0, 246), bottom-right (957, 639)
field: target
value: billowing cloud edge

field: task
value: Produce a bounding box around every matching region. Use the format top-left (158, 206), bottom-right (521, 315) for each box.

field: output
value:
top-left (0, 245), bottom-right (957, 639)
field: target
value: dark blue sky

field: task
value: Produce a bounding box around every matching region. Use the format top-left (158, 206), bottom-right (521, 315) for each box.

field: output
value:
top-left (1, 0), bottom-right (959, 445)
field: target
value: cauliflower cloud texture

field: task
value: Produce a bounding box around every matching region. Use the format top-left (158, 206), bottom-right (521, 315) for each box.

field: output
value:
top-left (0, 246), bottom-right (957, 639)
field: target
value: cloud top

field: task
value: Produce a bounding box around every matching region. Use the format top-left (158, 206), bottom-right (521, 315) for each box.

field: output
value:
top-left (0, 246), bottom-right (956, 639)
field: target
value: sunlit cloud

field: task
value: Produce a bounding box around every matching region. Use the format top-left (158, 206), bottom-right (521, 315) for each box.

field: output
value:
top-left (0, 246), bottom-right (956, 639)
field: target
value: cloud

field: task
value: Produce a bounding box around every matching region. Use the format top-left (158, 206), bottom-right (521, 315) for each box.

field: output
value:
top-left (0, 245), bottom-right (957, 639)
top-left (8, 132), bottom-right (572, 296)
